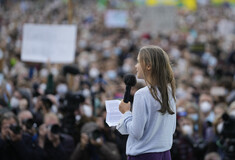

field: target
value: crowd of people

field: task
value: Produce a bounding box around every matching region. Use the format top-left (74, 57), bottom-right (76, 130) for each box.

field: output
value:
top-left (0, 0), bottom-right (235, 160)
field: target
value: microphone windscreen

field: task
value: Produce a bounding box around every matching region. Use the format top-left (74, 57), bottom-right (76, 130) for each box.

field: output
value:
top-left (124, 74), bottom-right (137, 87)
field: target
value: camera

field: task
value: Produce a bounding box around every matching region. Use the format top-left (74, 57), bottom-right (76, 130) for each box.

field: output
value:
top-left (89, 129), bottom-right (102, 141)
top-left (60, 92), bottom-right (85, 112)
top-left (48, 124), bottom-right (60, 134)
top-left (9, 124), bottom-right (21, 134)
top-left (220, 113), bottom-right (235, 160)
top-left (221, 113), bottom-right (235, 138)
top-left (22, 118), bottom-right (36, 130)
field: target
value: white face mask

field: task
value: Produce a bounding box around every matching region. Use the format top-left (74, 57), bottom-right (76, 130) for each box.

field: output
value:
top-left (89, 68), bottom-right (100, 78)
top-left (188, 113), bottom-right (198, 121)
top-left (182, 125), bottom-right (193, 136)
top-left (75, 115), bottom-right (81, 122)
top-left (56, 84), bottom-right (68, 95)
top-left (106, 70), bottom-right (117, 80)
top-left (200, 101), bottom-right (212, 113)
top-left (193, 75), bottom-right (204, 85)
top-left (39, 83), bottom-right (46, 94)
top-left (83, 89), bottom-right (91, 98)
top-left (6, 83), bottom-right (12, 96)
top-left (82, 105), bottom-right (92, 117)
top-left (40, 68), bottom-right (48, 78)
top-left (51, 67), bottom-right (59, 77)
top-left (10, 97), bottom-right (19, 108)
top-left (230, 110), bottom-right (235, 117)
top-left (122, 64), bottom-right (131, 73)
top-left (217, 122), bottom-right (223, 134)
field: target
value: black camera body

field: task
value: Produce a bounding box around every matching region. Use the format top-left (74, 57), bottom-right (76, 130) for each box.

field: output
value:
top-left (221, 114), bottom-right (235, 138)
top-left (89, 129), bottom-right (102, 141)
top-left (9, 124), bottom-right (21, 134)
top-left (59, 92), bottom-right (85, 112)
top-left (48, 124), bottom-right (60, 134)
top-left (221, 113), bottom-right (235, 160)
top-left (22, 118), bottom-right (35, 130)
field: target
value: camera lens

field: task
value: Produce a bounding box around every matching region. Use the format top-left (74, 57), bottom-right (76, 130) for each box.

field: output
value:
top-left (9, 124), bottom-right (21, 134)
top-left (49, 124), bottom-right (60, 134)
top-left (23, 118), bottom-right (34, 129)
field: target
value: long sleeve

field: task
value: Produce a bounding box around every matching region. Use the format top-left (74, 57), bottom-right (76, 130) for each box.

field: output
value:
top-left (117, 93), bottom-right (148, 140)
top-left (116, 86), bottom-right (176, 155)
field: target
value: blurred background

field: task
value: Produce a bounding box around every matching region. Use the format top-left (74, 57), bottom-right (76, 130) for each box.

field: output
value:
top-left (0, 0), bottom-right (235, 160)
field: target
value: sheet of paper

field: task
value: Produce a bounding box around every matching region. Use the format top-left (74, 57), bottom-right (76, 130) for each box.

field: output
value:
top-left (105, 100), bottom-right (123, 127)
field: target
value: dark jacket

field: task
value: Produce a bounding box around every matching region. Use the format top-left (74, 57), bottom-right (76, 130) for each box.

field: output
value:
top-left (0, 133), bottom-right (48, 160)
top-left (70, 122), bottom-right (121, 160)
top-left (44, 133), bottom-right (75, 160)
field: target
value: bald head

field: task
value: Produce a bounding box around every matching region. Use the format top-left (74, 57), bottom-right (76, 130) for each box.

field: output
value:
top-left (18, 110), bottom-right (33, 123)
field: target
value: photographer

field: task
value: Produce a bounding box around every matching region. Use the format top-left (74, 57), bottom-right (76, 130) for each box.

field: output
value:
top-left (17, 110), bottom-right (47, 160)
top-left (171, 117), bottom-right (198, 160)
top-left (0, 112), bottom-right (29, 160)
top-left (39, 113), bottom-right (75, 160)
top-left (70, 121), bottom-right (121, 160)
top-left (18, 110), bottom-right (36, 135)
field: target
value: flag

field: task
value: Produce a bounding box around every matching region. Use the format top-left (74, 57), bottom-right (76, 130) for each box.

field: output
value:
top-left (146, 0), bottom-right (158, 6)
top-left (181, 0), bottom-right (197, 11)
top-left (97, 0), bottom-right (107, 10)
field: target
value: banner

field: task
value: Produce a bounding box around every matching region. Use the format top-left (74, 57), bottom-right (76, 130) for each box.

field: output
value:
top-left (146, 0), bottom-right (178, 6)
top-left (104, 10), bottom-right (128, 28)
top-left (181, 0), bottom-right (197, 10)
top-left (21, 24), bottom-right (77, 63)
top-left (138, 6), bottom-right (177, 34)
top-left (211, 0), bottom-right (235, 5)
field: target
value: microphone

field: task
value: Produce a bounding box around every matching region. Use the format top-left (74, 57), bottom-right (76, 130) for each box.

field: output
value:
top-left (123, 74), bottom-right (137, 103)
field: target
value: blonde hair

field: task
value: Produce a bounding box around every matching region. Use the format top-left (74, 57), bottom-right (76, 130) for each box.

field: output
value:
top-left (139, 45), bottom-right (176, 115)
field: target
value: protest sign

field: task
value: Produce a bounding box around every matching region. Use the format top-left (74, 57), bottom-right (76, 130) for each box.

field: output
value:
top-left (138, 6), bottom-right (177, 34)
top-left (21, 24), bottom-right (77, 63)
top-left (105, 10), bottom-right (128, 28)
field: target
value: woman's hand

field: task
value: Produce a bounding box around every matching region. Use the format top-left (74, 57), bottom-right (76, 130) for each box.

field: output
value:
top-left (119, 100), bottom-right (131, 114)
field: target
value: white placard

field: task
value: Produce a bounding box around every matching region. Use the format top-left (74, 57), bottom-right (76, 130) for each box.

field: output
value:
top-left (105, 10), bottom-right (128, 28)
top-left (138, 6), bottom-right (177, 34)
top-left (21, 24), bottom-right (77, 63)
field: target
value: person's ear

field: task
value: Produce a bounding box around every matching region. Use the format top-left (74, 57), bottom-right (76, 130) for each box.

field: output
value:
top-left (146, 65), bottom-right (151, 71)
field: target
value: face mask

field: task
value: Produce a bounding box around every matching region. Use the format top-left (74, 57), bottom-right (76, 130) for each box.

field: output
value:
top-left (40, 68), bottom-right (48, 78)
top-left (200, 101), bottom-right (212, 113)
top-left (217, 122), bottom-right (223, 134)
top-left (114, 47), bottom-right (122, 56)
top-left (177, 107), bottom-right (185, 113)
top-left (75, 115), bottom-right (81, 122)
top-left (103, 50), bottom-right (110, 58)
top-left (103, 40), bottom-right (111, 49)
top-left (230, 110), bottom-right (235, 117)
top-left (122, 64), bottom-right (131, 73)
top-left (79, 40), bottom-right (87, 48)
top-left (82, 89), bottom-right (90, 98)
top-left (10, 97), bottom-right (19, 108)
top-left (6, 83), bottom-right (12, 96)
top-left (39, 83), bottom-right (46, 94)
top-left (82, 105), bottom-right (92, 117)
top-left (193, 75), bottom-right (204, 85)
top-left (188, 113), bottom-right (198, 121)
top-left (56, 84), bottom-right (68, 95)
top-left (182, 125), bottom-right (193, 136)
top-left (89, 68), bottom-right (100, 78)
top-left (106, 70), bottom-right (117, 80)
top-left (51, 67), bottom-right (59, 77)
